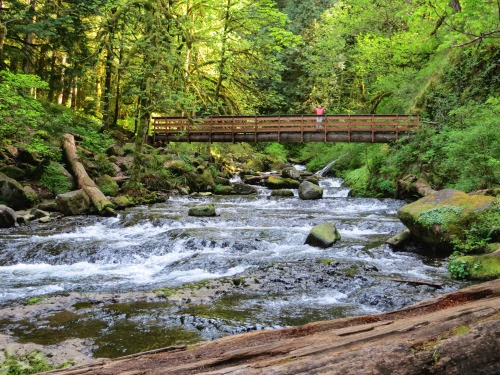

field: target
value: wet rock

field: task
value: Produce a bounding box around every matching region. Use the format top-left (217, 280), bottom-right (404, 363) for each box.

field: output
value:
top-left (281, 166), bottom-right (301, 180)
top-left (30, 208), bottom-right (50, 220)
top-left (56, 190), bottom-right (91, 216)
top-left (112, 195), bottom-right (134, 209)
top-left (305, 223), bottom-right (341, 248)
top-left (37, 200), bottom-right (59, 212)
top-left (271, 189), bottom-right (294, 197)
top-left (305, 175), bottom-right (320, 185)
top-left (386, 229), bottom-right (411, 248)
top-left (0, 165), bottom-right (25, 180)
top-left (0, 204), bottom-right (17, 228)
top-left (265, 176), bottom-right (300, 189)
top-left (0, 172), bottom-right (34, 210)
top-left (215, 185), bottom-right (235, 195)
top-left (299, 181), bottom-right (323, 200)
top-left (232, 183), bottom-right (257, 195)
top-left (97, 175), bottom-right (119, 197)
top-left (189, 204), bottom-right (216, 217)
top-left (398, 189), bottom-right (496, 251)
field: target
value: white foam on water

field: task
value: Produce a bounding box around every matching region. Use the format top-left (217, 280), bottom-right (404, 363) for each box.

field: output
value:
top-left (165, 265), bottom-right (249, 284)
top-left (340, 227), bottom-right (391, 237)
top-left (299, 291), bottom-right (347, 305)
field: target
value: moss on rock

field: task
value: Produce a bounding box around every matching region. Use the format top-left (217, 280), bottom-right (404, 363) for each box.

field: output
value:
top-left (97, 175), bottom-right (119, 197)
top-left (188, 203), bottom-right (216, 217)
top-left (450, 253), bottom-right (500, 280)
top-left (305, 223), bottom-right (341, 248)
top-left (266, 176), bottom-right (300, 189)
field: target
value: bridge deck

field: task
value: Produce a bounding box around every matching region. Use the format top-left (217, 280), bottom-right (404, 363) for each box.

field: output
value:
top-left (152, 114), bottom-right (419, 144)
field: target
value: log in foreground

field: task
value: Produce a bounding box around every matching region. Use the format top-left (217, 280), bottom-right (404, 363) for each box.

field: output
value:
top-left (62, 134), bottom-right (116, 216)
top-left (47, 279), bottom-right (500, 375)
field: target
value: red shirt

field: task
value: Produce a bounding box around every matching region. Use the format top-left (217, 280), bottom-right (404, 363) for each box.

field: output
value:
top-left (315, 107), bottom-right (325, 115)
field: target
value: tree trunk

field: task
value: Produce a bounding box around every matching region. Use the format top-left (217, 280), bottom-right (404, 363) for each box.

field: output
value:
top-left (22, 0), bottom-right (37, 73)
top-left (62, 133), bottom-right (116, 216)
top-left (214, 0), bottom-right (231, 105)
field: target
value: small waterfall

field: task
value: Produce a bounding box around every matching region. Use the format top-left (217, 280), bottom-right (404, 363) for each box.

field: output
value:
top-left (229, 174), bottom-right (242, 184)
top-left (315, 159), bottom-right (339, 177)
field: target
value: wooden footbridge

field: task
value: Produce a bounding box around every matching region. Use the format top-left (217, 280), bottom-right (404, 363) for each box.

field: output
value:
top-left (152, 114), bottom-right (420, 144)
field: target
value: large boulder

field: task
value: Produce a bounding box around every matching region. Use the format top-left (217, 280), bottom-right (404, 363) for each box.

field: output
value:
top-left (97, 175), bottom-right (119, 197)
top-left (0, 205), bottom-right (17, 228)
top-left (215, 185), bottom-right (235, 195)
top-left (0, 172), bottom-right (34, 210)
top-left (186, 167), bottom-right (215, 192)
top-left (0, 165), bottom-right (25, 180)
top-left (281, 166), bottom-right (301, 180)
top-left (299, 181), bottom-right (323, 200)
top-left (305, 223), bottom-right (341, 248)
top-left (188, 203), bottom-right (216, 217)
top-left (56, 190), bottom-right (91, 216)
top-left (398, 189), bottom-right (496, 251)
top-left (232, 183), bottom-right (257, 195)
top-left (164, 159), bottom-right (188, 175)
top-left (265, 176), bottom-right (300, 189)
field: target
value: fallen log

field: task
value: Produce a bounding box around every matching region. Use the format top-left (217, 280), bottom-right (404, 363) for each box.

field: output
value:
top-left (47, 279), bottom-right (500, 375)
top-left (396, 175), bottom-right (436, 199)
top-left (380, 276), bottom-right (443, 288)
top-left (62, 134), bottom-right (116, 216)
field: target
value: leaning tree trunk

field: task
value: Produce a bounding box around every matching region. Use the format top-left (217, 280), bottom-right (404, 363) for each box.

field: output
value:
top-left (62, 133), bottom-right (116, 216)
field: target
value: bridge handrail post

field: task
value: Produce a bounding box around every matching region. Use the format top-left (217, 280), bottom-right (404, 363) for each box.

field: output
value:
top-left (254, 115), bottom-right (257, 143)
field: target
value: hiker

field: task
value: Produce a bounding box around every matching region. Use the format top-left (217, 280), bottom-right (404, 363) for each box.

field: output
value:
top-left (314, 105), bottom-right (325, 127)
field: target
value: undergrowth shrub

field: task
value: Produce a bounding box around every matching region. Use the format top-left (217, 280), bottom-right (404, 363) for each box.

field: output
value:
top-left (40, 163), bottom-right (73, 195)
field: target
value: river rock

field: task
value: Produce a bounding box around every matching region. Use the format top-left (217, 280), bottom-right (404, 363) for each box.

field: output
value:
top-left (386, 229), bottom-right (412, 248)
top-left (30, 208), bottom-right (50, 220)
top-left (266, 176), bottom-right (300, 189)
top-left (37, 200), bottom-right (59, 212)
top-left (187, 167), bottom-right (215, 192)
top-left (398, 189), bottom-right (496, 251)
top-left (112, 195), bottom-right (134, 209)
top-left (281, 166), bottom-right (301, 180)
top-left (215, 185), bottom-right (235, 195)
top-left (305, 223), bottom-right (341, 248)
top-left (299, 181), bottom-right (323, 200)
top-left (0, 205), bottom-right (17, 228)
top-left (56, 190), bottom-right (91, 216)
top-left (271, 189), bottom-right (294, 197)
top-left (305, 175), bottom-right (320, 185)
top-left (23, 185), bottom-right (39, 204)
top-left (232, 183), bottom-right (257, 195)
top-left (97, 175), bottom-right (119, 197)
top-left (189, 204), bottom-right (216, 217)
top-left (0, 173), bottom-right (34, 210)
top-left (0, 165), bottom-right (25, 180)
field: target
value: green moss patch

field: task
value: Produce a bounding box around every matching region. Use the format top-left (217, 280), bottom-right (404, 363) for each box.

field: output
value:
top-left (450, 254), bottom-right (500, 280)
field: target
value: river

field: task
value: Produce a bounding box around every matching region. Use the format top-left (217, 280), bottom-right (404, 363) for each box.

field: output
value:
top-left (0, 174), bottom-right (461, 358)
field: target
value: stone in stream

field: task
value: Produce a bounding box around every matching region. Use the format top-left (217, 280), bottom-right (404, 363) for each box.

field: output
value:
top-left (281, 166), bottom-right (301, 180)
top-left (386, 229), bottom-right (412, 248)
top-left (299, 181), bottom-right (323, 200)
top-left (232, 183), bottom-right (257, 195)
top-left (214, 185), bottom-right (235, 195)
top-left (37, 199), bottom-right (59, 212)
top-left (305, 223), bottom-right (341, 248)
top-left (189, 203), bottom-right (216, 217)
top-left (30, 208), bottom-right (50, 220)
top-left (0, 204), bottom-right (17, 228)
top-left (265, 176), bottom-right (300, 189)
top-left (397, 189), bottom-right (496, 252)
top-left (0, 172), bottom-right (34, 210)
top-left (271, 189), bottom-right (294, 197)
top-left (56, 190), bottom-right (91, 216)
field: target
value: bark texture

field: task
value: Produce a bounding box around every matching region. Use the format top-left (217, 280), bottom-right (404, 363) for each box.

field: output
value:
top-left (62, 134), bottom-right (116, 216)
top-left (47, 279), bottom-right (500, 375)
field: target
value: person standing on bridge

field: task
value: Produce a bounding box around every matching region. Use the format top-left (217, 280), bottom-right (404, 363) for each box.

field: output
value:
top-left (314, 105), bottom-right (326, 128)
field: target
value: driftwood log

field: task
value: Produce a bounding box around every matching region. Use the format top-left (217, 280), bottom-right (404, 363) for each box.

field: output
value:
top-left (47, 279), bottom-right (500, 374)
top-left (62, 134), bottom-right (116, 216)
top-left (396, 175), bottom-right (436, 199)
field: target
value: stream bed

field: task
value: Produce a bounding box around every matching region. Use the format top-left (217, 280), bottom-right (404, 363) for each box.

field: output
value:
top-left (0, 176), bottom-right (462, 359)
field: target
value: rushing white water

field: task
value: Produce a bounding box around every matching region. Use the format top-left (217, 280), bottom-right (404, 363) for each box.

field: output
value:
top-left (0, 176), bottom-right (454, 313)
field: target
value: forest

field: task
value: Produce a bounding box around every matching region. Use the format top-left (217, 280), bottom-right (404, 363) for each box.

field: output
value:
top-left (0, 0), bottom-right (499, 373)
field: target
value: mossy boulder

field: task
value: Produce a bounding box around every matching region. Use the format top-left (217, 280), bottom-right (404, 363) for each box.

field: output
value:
top-left (112, 195), bottom-right (134, 209)
top-left (271, 189), bottom-right (295, 197)
top-left (37, 199), bottom-right (59, 212)
top-left (164, 159), bottom-right (188, 175)
top-left (97, 175), bottom-right (119, 197)
top-left (305, 223), bottom-right (341, 248)
top-left (281, 166), bottom-right (301, 180)
top-left (0, 172), bottom-right (34, 210)
top-left (56, 190), bottom-right (91, 216)
top-left (232, 183), bottom-right (257, 195)
top-left (451, 253), bottom-right (500, 280)
top-left (189, 203), bottom-right (216, 217)
top-left (0, 165), bottom-right (25, 180)
top-left (0, 204), bottom-right (17, 228)
top-left (265, 176), bottom-right (300, 189)
top-left (305, 175), bottom-right (320, 185)
top-left (214, 185), bottom-right (235, 195)
top-left (299, 181), bottom-right (323, 200)
top-left (386, 229), bottom-right (412, 248)
top-left (398, 189), bottom-right (497, 251)
top-left (187, 167), bottom-right (215, 192)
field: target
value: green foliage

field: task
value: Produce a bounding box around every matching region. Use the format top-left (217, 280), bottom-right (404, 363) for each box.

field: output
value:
top-left (26, 297), bottom-right (43, 305)
top-left (263, 143), bottom-right (288, 165)
top-left (448, 259), bottom-right (469, 280)
top-left (40, 163), bottom-right (73, 195)
top-left (0, 351), bottom-right (54, 374)
top-left (417, 206), bottom-right (463, 228)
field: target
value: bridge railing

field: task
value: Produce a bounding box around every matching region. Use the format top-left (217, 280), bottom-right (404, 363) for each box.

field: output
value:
top-left (152, 114), bottom-right (420, 143)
